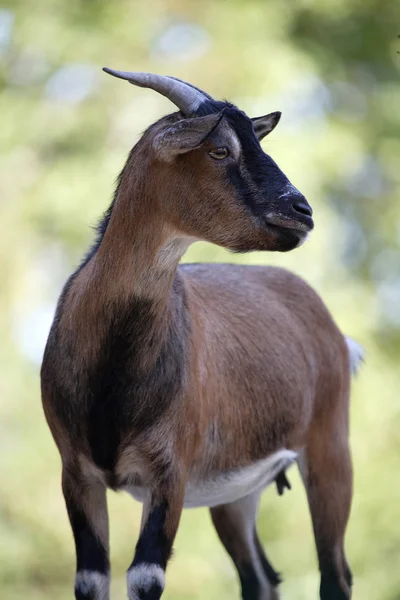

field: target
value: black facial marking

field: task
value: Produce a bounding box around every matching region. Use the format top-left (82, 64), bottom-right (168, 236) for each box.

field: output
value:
top-left (223, 108), bottom-right (292, 213)
top-left (196, 102), bottom-right (311, 241)
top-left (131, 501), bottom-right (171, 570)
top-left (195, 100), bottom-right (293, 214)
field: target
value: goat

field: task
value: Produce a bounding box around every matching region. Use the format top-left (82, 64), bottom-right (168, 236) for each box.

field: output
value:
top-left (41, 69), bottom-right (363, 600)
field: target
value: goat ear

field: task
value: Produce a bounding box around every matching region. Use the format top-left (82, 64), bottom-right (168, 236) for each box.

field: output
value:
top-left (153, 113), bottom-right (223, 162)
top-left (252, 111), bottom-right (281, 141)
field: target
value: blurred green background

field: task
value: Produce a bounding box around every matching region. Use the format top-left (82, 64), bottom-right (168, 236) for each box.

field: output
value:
top-left (1, 0), bottom-right (400, 598)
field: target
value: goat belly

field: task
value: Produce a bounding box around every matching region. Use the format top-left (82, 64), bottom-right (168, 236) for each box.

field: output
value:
top-left (124, 449), bottom-right (297, 508)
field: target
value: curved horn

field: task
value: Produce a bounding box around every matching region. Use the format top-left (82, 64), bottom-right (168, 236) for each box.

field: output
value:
top-left (102, 68), bottom-right (209, 115)
top-left (167, 76), bottom-right (213, 100)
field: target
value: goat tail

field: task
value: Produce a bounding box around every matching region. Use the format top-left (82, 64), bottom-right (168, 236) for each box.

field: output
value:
top-left (345, 336), bottom-right (364, 376)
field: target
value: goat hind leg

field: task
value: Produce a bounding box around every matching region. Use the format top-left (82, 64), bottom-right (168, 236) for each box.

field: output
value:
top-left (210, 491), bottom-right (281, 600)
top-left (298, 426), bottom-right (353, 599)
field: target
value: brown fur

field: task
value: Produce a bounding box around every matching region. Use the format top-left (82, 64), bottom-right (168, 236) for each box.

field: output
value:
top-left (41, 107), bottom-right (354, 600)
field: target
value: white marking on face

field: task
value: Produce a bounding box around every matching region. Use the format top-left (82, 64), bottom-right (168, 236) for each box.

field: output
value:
top-left (127, 563), bottom-right (165, 600)
top-left (217, 119), bottom-right (242, 160)
top-left (227, 129), bottom-right (242, 159)
top-left (278, 183), bottom-right (301, 200)
top-left (75, 571), bottom-right (110, 600)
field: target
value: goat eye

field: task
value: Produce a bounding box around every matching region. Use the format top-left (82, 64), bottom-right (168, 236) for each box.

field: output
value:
top-left (208, 147), bottom-right (229, 160)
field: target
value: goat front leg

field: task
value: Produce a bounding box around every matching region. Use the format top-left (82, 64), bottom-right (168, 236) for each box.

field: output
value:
top-left (62, 465), bottom-right (110, 600)
top-left (127, 478), bottom-right (186, 600)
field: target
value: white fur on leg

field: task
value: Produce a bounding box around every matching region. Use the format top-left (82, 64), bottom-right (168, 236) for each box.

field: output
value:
top-left (75, 571), bottom-right (110, 600)
top-left (127, 563), bottom-right (165, 600)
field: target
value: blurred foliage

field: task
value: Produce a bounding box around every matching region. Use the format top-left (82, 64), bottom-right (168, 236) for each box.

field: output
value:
top-left (1, 0), bottom-right (400, 599)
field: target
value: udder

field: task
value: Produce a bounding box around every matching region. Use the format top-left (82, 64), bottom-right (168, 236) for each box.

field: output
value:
top-left (125, 449), bottom-right (297, 508)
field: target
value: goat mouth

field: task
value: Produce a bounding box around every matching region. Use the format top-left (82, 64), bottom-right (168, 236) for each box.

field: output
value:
top-left (264, 213), bottom-right (314, 233)
top-left (261, 216), bottom-right (312, 251)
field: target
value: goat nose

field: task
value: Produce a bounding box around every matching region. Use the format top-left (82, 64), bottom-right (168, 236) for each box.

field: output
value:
top-left (292, 198), bottom-right (313, 217)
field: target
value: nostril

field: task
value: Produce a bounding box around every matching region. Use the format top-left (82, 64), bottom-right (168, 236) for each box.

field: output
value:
top-left (292, 200), bottom-right (313, 217)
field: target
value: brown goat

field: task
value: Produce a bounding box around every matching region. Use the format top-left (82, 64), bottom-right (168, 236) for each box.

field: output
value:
top-left (41, 70), bottom-right (363, 600)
